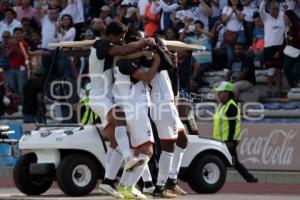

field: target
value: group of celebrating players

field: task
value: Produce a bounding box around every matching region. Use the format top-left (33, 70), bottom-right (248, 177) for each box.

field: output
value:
top-left (88, 21), bottom-right (198, 199)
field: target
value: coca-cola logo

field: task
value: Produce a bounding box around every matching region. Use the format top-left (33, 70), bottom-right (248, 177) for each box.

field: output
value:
top-left (238, 128), bottom-right (296, 166)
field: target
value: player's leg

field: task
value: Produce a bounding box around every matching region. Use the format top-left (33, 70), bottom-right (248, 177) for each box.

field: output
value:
top-left (151, 102), bottom-right (178, 198)
top-left (98, 122), bottom-right (124, 198)
top-left (119, 112), bottom-right (154, 199)
top-left (165, 104), bottom-right (188, 195)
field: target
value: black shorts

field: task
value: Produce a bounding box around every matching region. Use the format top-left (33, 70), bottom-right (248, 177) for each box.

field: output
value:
top-left (263, 45), bottom-right (283, 69)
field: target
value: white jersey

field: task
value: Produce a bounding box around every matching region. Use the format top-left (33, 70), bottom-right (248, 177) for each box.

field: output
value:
top-left (88, 39), bottom-right (115, 99)
top-left (113, 61), bottom-right (150, 107)
top-left (150, 70), bottom-right (174, 103)
top-left (114, 59), bottom-right (154, 147)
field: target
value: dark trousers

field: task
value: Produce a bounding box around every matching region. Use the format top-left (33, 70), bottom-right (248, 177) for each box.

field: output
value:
top-left (227, 141), bottom-right (256, 182)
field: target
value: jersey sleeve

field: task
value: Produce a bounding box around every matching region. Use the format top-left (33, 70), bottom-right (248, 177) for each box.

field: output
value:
top-left (117, 59), bottom-right (139, 75)
top-left (93, 40), bottom-right (114, 60)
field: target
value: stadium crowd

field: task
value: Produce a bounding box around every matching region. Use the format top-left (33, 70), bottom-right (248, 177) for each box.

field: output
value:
top-left (0, 0), bottom-right (300, 120)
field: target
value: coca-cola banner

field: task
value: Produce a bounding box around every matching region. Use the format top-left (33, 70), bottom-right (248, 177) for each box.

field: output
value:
top-left (197, 123), bottom-right (300, 171)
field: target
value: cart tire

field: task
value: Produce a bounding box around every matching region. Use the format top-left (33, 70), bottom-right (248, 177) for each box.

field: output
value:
top-left (56, 153), bottom-right (98, 196)
top-left (13, 153), bottom-right (53, 195)
top-left (187, 153), bottom-right (226, 193)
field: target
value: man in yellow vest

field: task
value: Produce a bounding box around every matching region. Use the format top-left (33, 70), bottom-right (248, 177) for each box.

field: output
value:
top-left (213, 81), bottom-right (258, 183)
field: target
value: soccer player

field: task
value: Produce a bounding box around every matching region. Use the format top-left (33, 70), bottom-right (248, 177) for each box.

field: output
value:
top-left (149, 40), bottom-right (188, 198)
top-left (113, 36), bottom-right (161, 199)
top-left (88, 21), bottom-right (155, 197)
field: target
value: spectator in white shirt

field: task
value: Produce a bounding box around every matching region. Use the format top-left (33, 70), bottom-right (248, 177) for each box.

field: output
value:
top-left (54, 14), bottom-right (76, 79)
top-left (39, 6), bottom-right (58, 77)
top-left (54, 14), bottom-right (76, 42)
top-left (187, 0), bottom-right (213, 32)
top-left (0, 8), bottom-right (21, 42)
top-left (221, 0), bottom-right (245, 67)
top-left (259, 0), bottom-right (285, 97)
top-left (40, 6), bottom-right (58, 50)
top-left (242, 0), bottom-right (258, 46)
top-left (59, 0), bottom-right (85, 40)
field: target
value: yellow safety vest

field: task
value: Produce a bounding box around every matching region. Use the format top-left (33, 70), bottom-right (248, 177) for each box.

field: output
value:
top-left (80, 97), bottom-right (98, 124)
top-left (213, 99), bottom-right (241, 141)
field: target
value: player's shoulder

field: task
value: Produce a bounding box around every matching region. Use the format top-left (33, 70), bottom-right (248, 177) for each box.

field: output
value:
top-left (92, 39), bottom-right (110, 49)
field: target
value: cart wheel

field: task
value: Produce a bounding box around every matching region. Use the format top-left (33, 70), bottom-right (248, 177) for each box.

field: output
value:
top-left (56, 153), bottom-right (98, 196)
top-left (13, 153), bottom-right (53, 195)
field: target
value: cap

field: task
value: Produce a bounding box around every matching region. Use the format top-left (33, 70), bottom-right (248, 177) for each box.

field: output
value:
top-left (214, 81), bottom-right (234, 92)
top-left (101, 5), bottom-right (111, 12)
top-left (125, 7), bottom-right (137, 18)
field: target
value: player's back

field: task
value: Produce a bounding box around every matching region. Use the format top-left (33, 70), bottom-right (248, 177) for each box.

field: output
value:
top-left (150, 70), bottom-right (174, 103)
top-left (88, 39), bottom-right (114, 98)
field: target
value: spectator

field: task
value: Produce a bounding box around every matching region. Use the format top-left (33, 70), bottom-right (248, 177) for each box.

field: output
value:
top-left (144, 0), bottom-right (160, 36)
top-left (0, 8), bottom-right (21, 42)
top-left (59, 0), bottom-right (85, 40)
top-left (124, 6), bottom-right (139, 29)
top-left (225, 42), bottom-right (256, 98)
top-left (242, 0), bottom-right (257, 46)
top-left (28, 30), bottom-right (50, 79)
top-left (7, 27), bottom-right (29, 95)
top-left (54, 14), bottom-right (76, 42)
top-left (95, 5), bottom-right (113, 26)
top-left (137, 0), bottom-right (149, 25)
top-left (150, 0), bottom-right (179, 32)
top-left (90, 18), bottom-right (106, 39)
top-left (113, 4), bottom-right (127, 23)
top-left (22, 67), bottom-right (45, 123)
top-left (187, 0), bottom-right (213, 32)
top-left (16, 0), bottom-right (40, 23)
top-left (222, 0), bottom-right (245, 67)
top-left (40, 6), bottom-right (58, 50)
top-left (211, 20), bottom-right (227, 70)
top-left (165, 27), bottom-right (178, 40)
top-left (0, 31), bottom-right (11, 83)
top-left (259, 0), bottom-right (285, 98)
top-left (39, 5), bottom-right (58, 78)
top-left (21, 17), bottom-right (34, 41)
top-left (0, 0), bottom-right (11, 21)
top-left (210, 0), bottom-right (228, 30)
top-left (283, 10), bottom-right (300, 88)
top-left (54, 14), bottom-right (76, 79)
top-left (249, 12), bottom-right (264, 67)
top-left (180, 20), bottom-right (213, 91)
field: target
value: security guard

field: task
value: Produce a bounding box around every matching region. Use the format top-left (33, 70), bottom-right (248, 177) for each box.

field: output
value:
top-left (80, 83), bottom-right (99, 125)
top-left (213, 81), bottom-right (258, 183)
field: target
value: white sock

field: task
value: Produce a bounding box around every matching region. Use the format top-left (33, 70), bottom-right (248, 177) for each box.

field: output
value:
top-left (106, 147), bottom-right (123, 180)
top-left (169, 145), bottom-right (185, 180)
top-left (119, 167), bottom-right (130, 186)
top-left (104, 147), bottom-right (114, 179)
top-left (115, 126), bottom-right (131, 160)
top-left (156, 151), bottom-right (173, 186)
top-left (127, 154), bottom-right (150, 187)
top-left (142, 164), bottom-right (152, 183)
